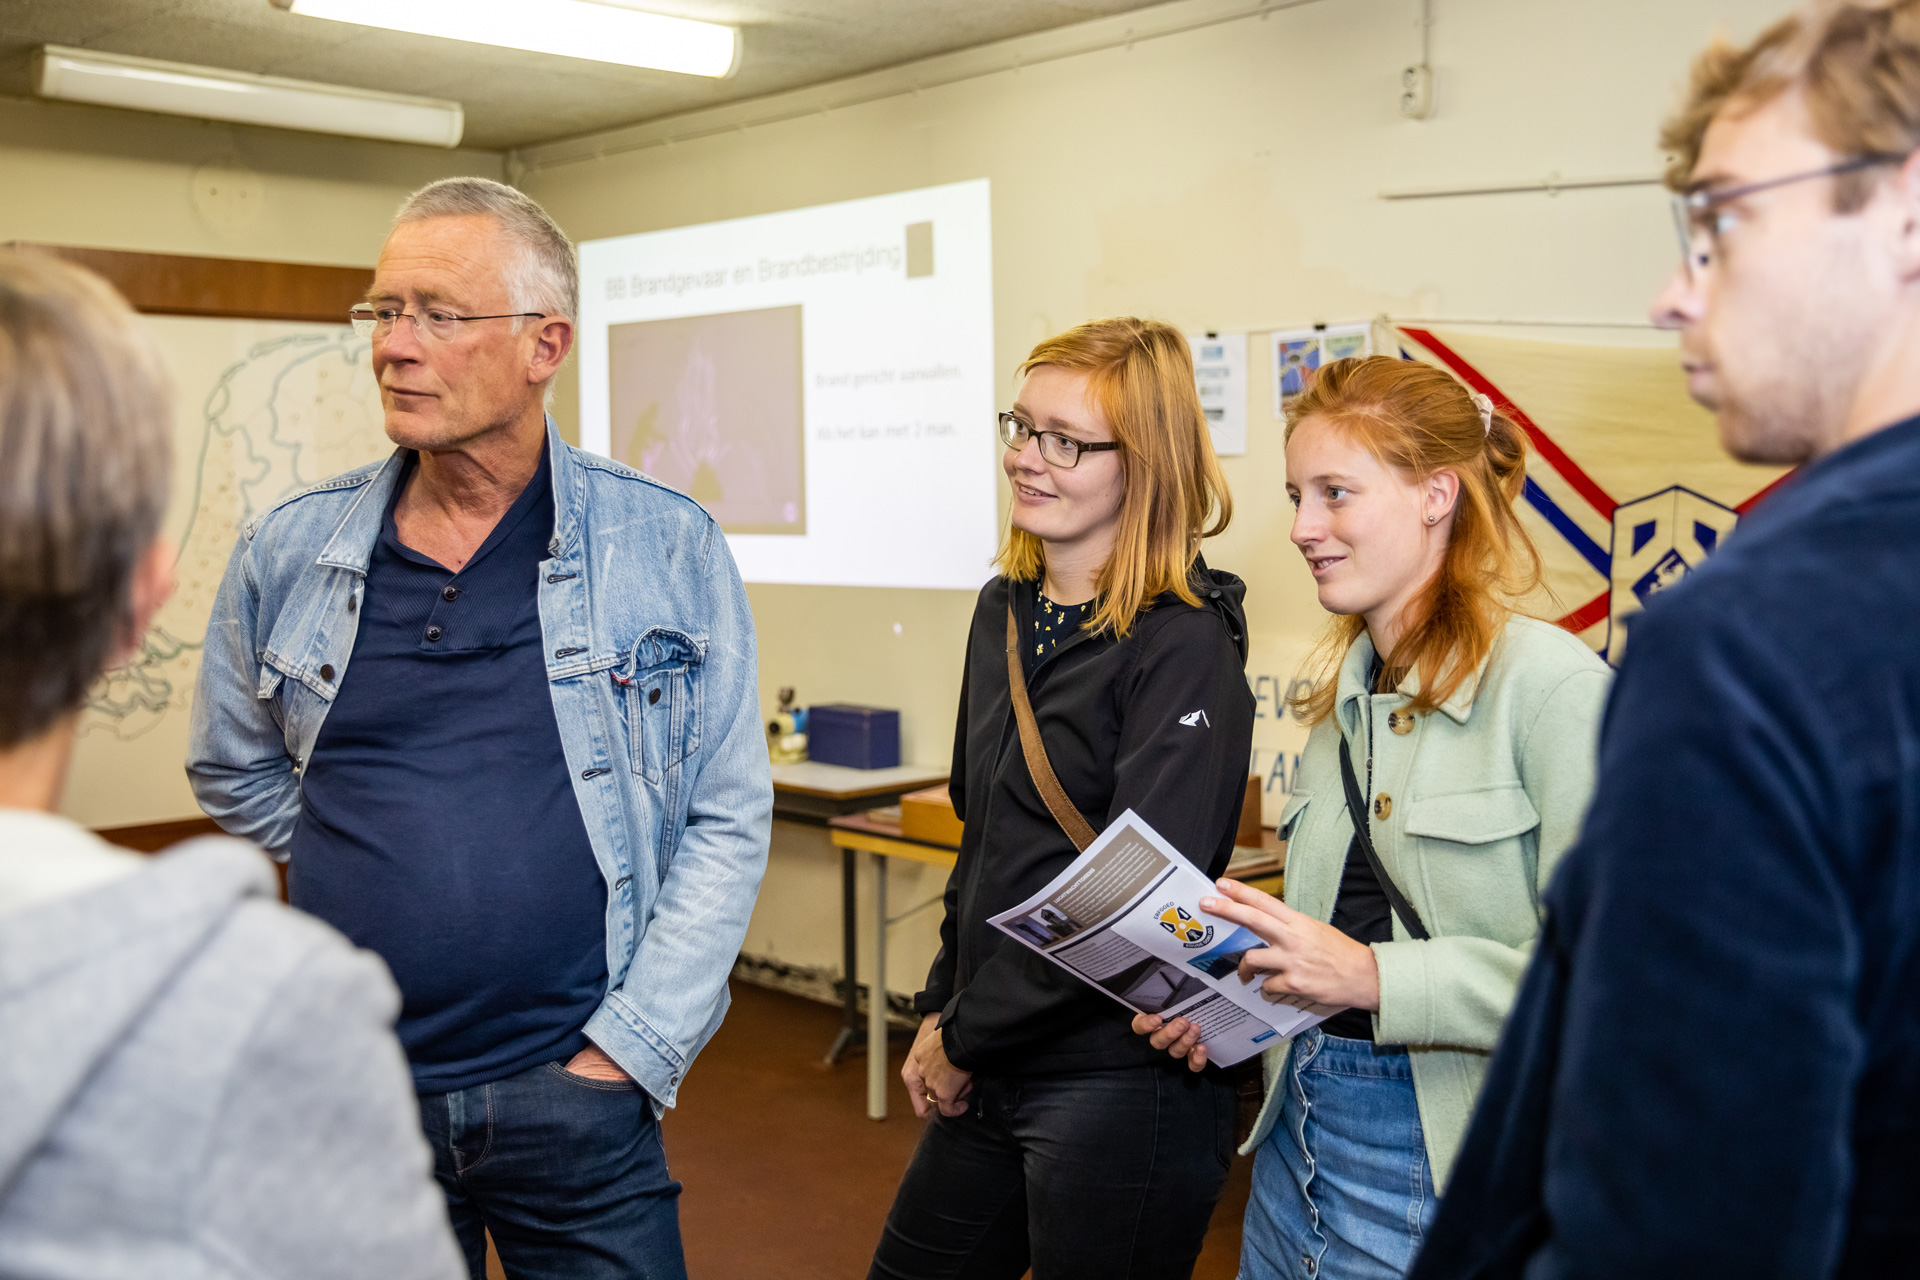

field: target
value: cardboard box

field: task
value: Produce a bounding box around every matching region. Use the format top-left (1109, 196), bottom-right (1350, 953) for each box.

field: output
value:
top-left (900, 784), bottom-right (964, 847)
top-left (1236, 774), bottom-right (1264, 847)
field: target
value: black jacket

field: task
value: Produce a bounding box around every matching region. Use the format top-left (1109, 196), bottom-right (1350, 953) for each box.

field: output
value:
top-left (915, 563), bottom-right (1255, 1076)
top-left (1412, 419), bottom-right (1920, 1279)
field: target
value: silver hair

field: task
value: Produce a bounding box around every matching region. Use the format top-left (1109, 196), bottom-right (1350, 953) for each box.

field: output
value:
top-left (0, 250), bottom-right (173, 748)
top-left (393, 177), bottom-right (578, 324)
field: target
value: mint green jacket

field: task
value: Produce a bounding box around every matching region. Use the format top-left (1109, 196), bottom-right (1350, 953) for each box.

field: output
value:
top-left (1243, 615), bottom-right (1610, 1187)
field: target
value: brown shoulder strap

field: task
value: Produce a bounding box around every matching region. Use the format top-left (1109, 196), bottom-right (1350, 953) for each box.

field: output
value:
top-left (1006, 602), bottom-right (1099, 852)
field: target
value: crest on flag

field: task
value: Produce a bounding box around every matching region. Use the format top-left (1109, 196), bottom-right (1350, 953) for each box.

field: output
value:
top-left (1605, 487), bottom-right (1741, 664)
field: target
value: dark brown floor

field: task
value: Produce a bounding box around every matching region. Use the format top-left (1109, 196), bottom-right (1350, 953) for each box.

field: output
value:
top-left (494, 982), bottom-right (1252, 1279)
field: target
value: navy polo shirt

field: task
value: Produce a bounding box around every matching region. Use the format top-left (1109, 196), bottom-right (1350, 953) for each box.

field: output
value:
top-left (288, 448), bottom-right (608, 1094)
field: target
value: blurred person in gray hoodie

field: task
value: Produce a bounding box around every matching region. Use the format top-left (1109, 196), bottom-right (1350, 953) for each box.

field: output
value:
top-left (0, 249), bottom-right (463, 1280)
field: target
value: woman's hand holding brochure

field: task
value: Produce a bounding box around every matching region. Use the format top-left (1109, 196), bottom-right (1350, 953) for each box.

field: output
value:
top-left (1202, 879), bottom-right (1382, 1011)
top-left (1133, 878), bottom-right (1361, 1069)
top-left (1133, 1009), bottom-right (1213, 1071)
top-left (987, 810), bottom-right (1333, 1068)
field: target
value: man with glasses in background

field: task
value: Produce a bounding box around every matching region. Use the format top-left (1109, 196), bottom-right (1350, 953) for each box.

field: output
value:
top-left (1412, 3), bottom-right (1920, 1276)
top-left (189, 177), bottom-right (771, 1280)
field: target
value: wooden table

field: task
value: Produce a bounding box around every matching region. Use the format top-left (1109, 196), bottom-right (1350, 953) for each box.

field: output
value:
top-left (826, 810), bottom-right (960, 1119)
top-left (769, 762), bottom-right (951, 1070)
top-left (1223, 829), bottom-right (1287, 896)
top-left (769, 762), bottom-right (952, 822)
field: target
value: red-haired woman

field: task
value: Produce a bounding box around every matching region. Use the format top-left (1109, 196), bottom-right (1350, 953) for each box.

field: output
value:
top-left (1138, 356), bottom-right (1610, 1279)
top-left (870, 319), bottom-right (1255, 1279)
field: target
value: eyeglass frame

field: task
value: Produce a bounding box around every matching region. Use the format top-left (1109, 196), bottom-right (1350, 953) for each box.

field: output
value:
top-left (349, 303), bottom-right (549, 341)
top-left (997, 410), bottom-right (1122, 468)
top-left (1669, 151), bottom-right (1910, 280)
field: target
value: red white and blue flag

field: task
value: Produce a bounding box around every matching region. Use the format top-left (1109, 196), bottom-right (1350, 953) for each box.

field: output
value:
top-left (1395, 327), bottom-right (1793, 662)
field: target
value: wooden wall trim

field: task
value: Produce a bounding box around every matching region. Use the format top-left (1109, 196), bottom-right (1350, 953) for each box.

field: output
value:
top-left (4, 243), bottom-right (372, 324)
top-left (95, 817), bottom-right (289, 900)
top-left (95, 816), bottom-right (222, 853)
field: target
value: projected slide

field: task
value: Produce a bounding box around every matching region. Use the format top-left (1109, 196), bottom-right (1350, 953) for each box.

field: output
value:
top-left (579, 180), bottom-right (996, 590)
top-left (609, 305), bottom-right (804, 535)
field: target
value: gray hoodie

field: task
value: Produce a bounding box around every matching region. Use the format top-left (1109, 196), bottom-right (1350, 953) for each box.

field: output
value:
top-left (0, 818), bottom-right (463, 1280)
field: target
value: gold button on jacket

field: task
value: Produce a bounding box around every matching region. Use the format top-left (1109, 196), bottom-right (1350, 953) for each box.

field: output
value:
top-left (1373, 792), bottom-right (1392, 820)
top-left (1388, 710), bottom-right (1415, 735)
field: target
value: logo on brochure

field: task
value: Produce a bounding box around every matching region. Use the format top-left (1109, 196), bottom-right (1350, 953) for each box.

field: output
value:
top-left (1155, 903), bottom-right (1214, 949)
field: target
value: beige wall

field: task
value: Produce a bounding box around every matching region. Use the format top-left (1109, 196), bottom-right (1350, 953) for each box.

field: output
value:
top-left (520, 0), bottom-right (1792, 1003)
top-left (0, 95), bottom-right (503, 264)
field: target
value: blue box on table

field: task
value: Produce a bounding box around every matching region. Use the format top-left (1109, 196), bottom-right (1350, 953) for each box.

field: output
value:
top-left (807, 704), bottom-right (901, 769)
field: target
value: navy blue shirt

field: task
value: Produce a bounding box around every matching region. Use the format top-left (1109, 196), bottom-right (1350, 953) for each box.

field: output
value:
top-left (1414, 416), bottom-right (1920, 1278)
top-left (288, 448), bottom-right (608, 1094)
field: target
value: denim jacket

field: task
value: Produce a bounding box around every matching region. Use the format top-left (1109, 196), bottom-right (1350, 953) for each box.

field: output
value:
top-left (187, 419), bottom-right (772, 1110)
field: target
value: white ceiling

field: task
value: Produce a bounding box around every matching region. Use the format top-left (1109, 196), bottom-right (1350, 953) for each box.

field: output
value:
top-left (0, 0), bottom-right (1171, 151)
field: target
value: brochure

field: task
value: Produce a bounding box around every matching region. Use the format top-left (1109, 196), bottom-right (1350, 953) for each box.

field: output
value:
top-left (987, 809), bottom-right (1328, 1066)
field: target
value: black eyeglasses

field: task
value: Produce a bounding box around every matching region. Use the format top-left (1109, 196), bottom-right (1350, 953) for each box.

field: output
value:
top-left (1670, 152), bottom-right (1909, 280)
top-left (998, 411), bottom-right (1121, 468)
top-left (350, 304), bottom-right (547, 342)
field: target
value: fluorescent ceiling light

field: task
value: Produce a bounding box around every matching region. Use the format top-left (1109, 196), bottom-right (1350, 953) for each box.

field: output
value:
top-left (271, 0), bottom-right (742, 79)
top-left (35, 45), bottom-right (464, 148)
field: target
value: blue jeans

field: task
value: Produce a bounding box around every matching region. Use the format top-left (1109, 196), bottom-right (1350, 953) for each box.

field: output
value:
top-left (870, 1066), bottom-right (1236, 1279)
top-left (1240, 1031), bottom-right (1436, 1280)
top-left (417, 1058), bottom-right (686, 1280)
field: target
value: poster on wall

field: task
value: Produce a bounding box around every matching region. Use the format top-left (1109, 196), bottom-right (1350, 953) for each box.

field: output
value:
top-left (64, 318), bottom-right (389, 829)
top-left (1270, 323), bottom-right (1370, 415)
top-left (577, 180), bottom-right (998, 591)
top-left (1321, 326), bottom-right (1370, 364)
top-left (1185, 331), bottom-right (1246, 456)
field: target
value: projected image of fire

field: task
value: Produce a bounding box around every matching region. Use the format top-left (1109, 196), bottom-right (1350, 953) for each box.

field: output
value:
top-left (608, 304), bottom-right (805, 535)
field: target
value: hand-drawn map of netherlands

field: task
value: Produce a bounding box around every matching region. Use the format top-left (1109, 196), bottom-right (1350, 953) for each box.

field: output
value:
top-left (62, 316), bottom-right (390, 829)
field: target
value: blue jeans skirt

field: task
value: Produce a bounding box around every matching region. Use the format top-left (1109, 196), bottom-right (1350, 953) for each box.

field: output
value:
top-left (1239, 1030), bottom-right (1436, 1280)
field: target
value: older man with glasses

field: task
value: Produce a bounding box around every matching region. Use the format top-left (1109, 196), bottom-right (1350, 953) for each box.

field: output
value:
top-left (1413, 4), bottom-right (1920, 1277)
top-left (189, 177), bottom-right (770, 1280)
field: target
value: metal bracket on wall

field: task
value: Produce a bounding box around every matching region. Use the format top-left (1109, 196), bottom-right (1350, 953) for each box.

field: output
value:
top-left (1380, 172), bottom-right (1664, 201)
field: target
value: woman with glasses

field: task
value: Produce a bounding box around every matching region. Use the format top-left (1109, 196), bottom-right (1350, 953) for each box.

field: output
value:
top-left (868, 318), bottom-right (1254, 1280)
top-left (1135, 356), bottom-right (1610, 1280)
